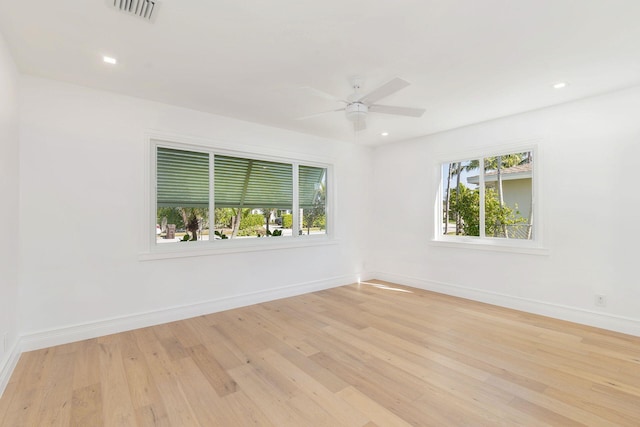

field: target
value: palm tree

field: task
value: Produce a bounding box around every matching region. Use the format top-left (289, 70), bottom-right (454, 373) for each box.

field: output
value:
top-left (230, 208), bottom-right (247, 238)
top-left (179, 208), bottom-right (202, 241)
top-left (263, 208), bottom-right (274, 235)
top-left (454, 155), bottom-right (523, 238)
top-left (483, 154), bottom-right (522, 237)
top-left (454, 160), bottom-right (481, 235)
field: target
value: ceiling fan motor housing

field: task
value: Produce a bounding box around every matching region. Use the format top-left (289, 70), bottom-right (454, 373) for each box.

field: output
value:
top-left (345, 102), bottom-right (368, 122)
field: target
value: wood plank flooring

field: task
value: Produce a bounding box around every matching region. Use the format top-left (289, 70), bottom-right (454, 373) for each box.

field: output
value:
top-left (1, 280), bottom-right (639, 426)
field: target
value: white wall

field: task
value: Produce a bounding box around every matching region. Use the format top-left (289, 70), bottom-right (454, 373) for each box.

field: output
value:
top-left (0, 32), bottom-right (20, 386)
top-left (18, 77), bottom-right (372, 347)
top-left (11, 73), bottom-right (640, 355)
top-left (371, 86), bottom-right (640, 335)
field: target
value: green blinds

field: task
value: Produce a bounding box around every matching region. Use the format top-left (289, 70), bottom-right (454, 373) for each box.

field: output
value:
top-left (214, 155), bottom-right (292, 208)
top-left (299, 165), bottom-right (326, 209)
top-left (157, 147), bottom-right (326, 209)
top-left (157, 147), bottom-right (209, 208)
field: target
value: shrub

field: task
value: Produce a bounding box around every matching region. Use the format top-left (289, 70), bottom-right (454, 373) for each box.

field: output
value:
top-left (282, 214), bottom-right (293, 228)
top-left (450, 185), bottom-right (525, 236)
top-left (237, 225), bottom-right (265, 237)
top-left (240, 214), bottom-right (264, 229)
top-left (214, 230), bottom-right (228, 239)
top-left (313, 214), bottom-right (326, 229)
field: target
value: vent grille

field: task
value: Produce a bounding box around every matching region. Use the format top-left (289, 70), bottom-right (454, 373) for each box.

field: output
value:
top-left (113, 0), bottom-right (157, 21)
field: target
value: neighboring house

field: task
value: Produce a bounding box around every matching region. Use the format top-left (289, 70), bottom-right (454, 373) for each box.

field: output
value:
top-left (467, 162), bottom-right (533, 223)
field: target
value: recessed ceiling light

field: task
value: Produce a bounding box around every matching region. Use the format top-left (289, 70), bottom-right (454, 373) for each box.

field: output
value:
top-left (381, 132), bottom-right (389, 136)
top-left (552, 82), bottom-right (568, 89)
top-left (103, 56), bottom-right (117, 65)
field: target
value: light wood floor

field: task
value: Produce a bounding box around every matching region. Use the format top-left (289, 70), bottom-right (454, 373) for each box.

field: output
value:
top-left (1, 280), bottom-right (639, 426)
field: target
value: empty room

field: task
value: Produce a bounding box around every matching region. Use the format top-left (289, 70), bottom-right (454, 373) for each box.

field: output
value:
top-left (0, 1), bottom-right (639, 426)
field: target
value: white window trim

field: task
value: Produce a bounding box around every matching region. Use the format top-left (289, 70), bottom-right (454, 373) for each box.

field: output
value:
top-left (140, 237), bottom-right (340, 261)
top-left (432, 140), bottom-right (547, 255)
top-left (140, 136), bottom-right (335, 260)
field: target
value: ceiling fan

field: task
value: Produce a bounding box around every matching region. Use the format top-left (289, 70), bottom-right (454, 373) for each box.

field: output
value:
top-left (298, 77), bottom-right (425, 132)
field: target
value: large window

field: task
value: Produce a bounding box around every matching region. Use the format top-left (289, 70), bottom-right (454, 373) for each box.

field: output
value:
top-left (154, 143), bottom-right (329, 244)
top-left (441, 150), bottom-right (534, 241)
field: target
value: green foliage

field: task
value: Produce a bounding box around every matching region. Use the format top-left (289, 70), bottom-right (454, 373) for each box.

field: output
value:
top-left (450, 185), bottom-right (525, 237)
top-left (259, 228), bottom-right (283, 237)
top-left (303, 205), bottom-right (325, 231)
top-left (214, 208), bottom-right (235, 228)
top-left (158, 207), bottom-right (208, 241)
top-left (214, 230), bottom-right (228, 239)
top-left (484, 153), bottom-right (524, 171)
top-left (464, 153), bottom-right (526, 174)
top-left (483, 188), bottom-right (512, 236)
top-left (302, 181), bottom-right (326, 232)
top-left (237, 225), bottom-right (264, 237)
top-left (240, 214), bottom-right (264, 229)
top-left (157, 207), bottom-right (185, 229)
top-left (282, 214), bottom-right (293, 228)
top-left (449, 185), bottom-right (480, 236)
top-left (312, 214), bottom-right (326, 229)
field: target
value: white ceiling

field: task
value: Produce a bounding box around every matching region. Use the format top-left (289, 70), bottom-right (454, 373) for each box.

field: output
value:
top-left (1, 0), bottom-right (640, 145)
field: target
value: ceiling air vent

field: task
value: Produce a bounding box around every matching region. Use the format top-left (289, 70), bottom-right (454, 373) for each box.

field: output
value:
top-left (112, 0), bottom-right (158, 21)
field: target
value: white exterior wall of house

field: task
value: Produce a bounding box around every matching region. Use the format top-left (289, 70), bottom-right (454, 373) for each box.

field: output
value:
top-left (501, 179), bottom-right (532, 222)
top-left (370, 85), bottom-right (640, 336)
top-left (0, 32), bottom-right (20, 392)
top-left (468, 173), bottom-right (533, 222)
top-left (17, 76), bottom-right (374, 350)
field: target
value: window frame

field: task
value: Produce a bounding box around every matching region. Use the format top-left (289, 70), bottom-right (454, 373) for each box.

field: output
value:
top-left (432, 142), bottom-right (547, 255)
top-left (143, 138), bottom-right (335, 259)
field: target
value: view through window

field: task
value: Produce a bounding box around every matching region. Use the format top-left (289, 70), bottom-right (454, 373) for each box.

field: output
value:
top-left (155, 145), bottom-right (328, 243)
top-left (442, 151), bottom-right (534, 240)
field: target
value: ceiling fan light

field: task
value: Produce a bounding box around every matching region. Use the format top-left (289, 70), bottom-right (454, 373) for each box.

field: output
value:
top-left (345, 102), bottom-right (368, 122)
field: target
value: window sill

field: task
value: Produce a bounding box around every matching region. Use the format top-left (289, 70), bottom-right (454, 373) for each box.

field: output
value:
top-left (139, 236), bottom-right (338, 261)
top-left (430, 238), bottom-right (549, 255)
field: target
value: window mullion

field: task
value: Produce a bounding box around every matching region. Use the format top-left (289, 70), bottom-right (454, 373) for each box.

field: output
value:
top-left (292, 163), bottom-right (300, 238)
top-left (210, 152), bottom-right (215, 243)
top-left (479, 157), bottom-right (486, 239)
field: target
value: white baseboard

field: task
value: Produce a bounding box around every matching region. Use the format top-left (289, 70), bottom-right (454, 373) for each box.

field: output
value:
top-left (371, 272), bottom-right (640, 337)
top-left (0, 340), bottom-right (21, 399)
top-left (8, 270), bottom-right (636, 400)
top-left (20, 274), bottom-right (359, 353)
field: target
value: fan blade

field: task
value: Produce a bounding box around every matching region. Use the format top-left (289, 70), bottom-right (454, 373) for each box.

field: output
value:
top-left (296, 108), bottom-right (344, 120)
top-left (357, 77), bottom-right (410, 105)
top-left (353, 119), bottom-right (367, 132)
top-left (369, 104), bottom-right (425, 117)
top-left (301, 86), bottom-right (348, 104)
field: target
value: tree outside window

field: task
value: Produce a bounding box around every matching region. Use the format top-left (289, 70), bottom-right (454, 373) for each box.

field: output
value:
top-left (442, 151), bottom-right (533, 240)
top-left (155, 145), bottom-right (329, 243)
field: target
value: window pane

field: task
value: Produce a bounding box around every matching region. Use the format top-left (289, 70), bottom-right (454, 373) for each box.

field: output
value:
top-left (443, 160), bottom-right (480, 236)
top-left (299, 165), bottom-right (327, 236)
top-left (214, 155), bottom-right (293, 239)
top-left (483, 152), bottom-right (533, 240)
top-left (156, 147), bottom-right (210, 243)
